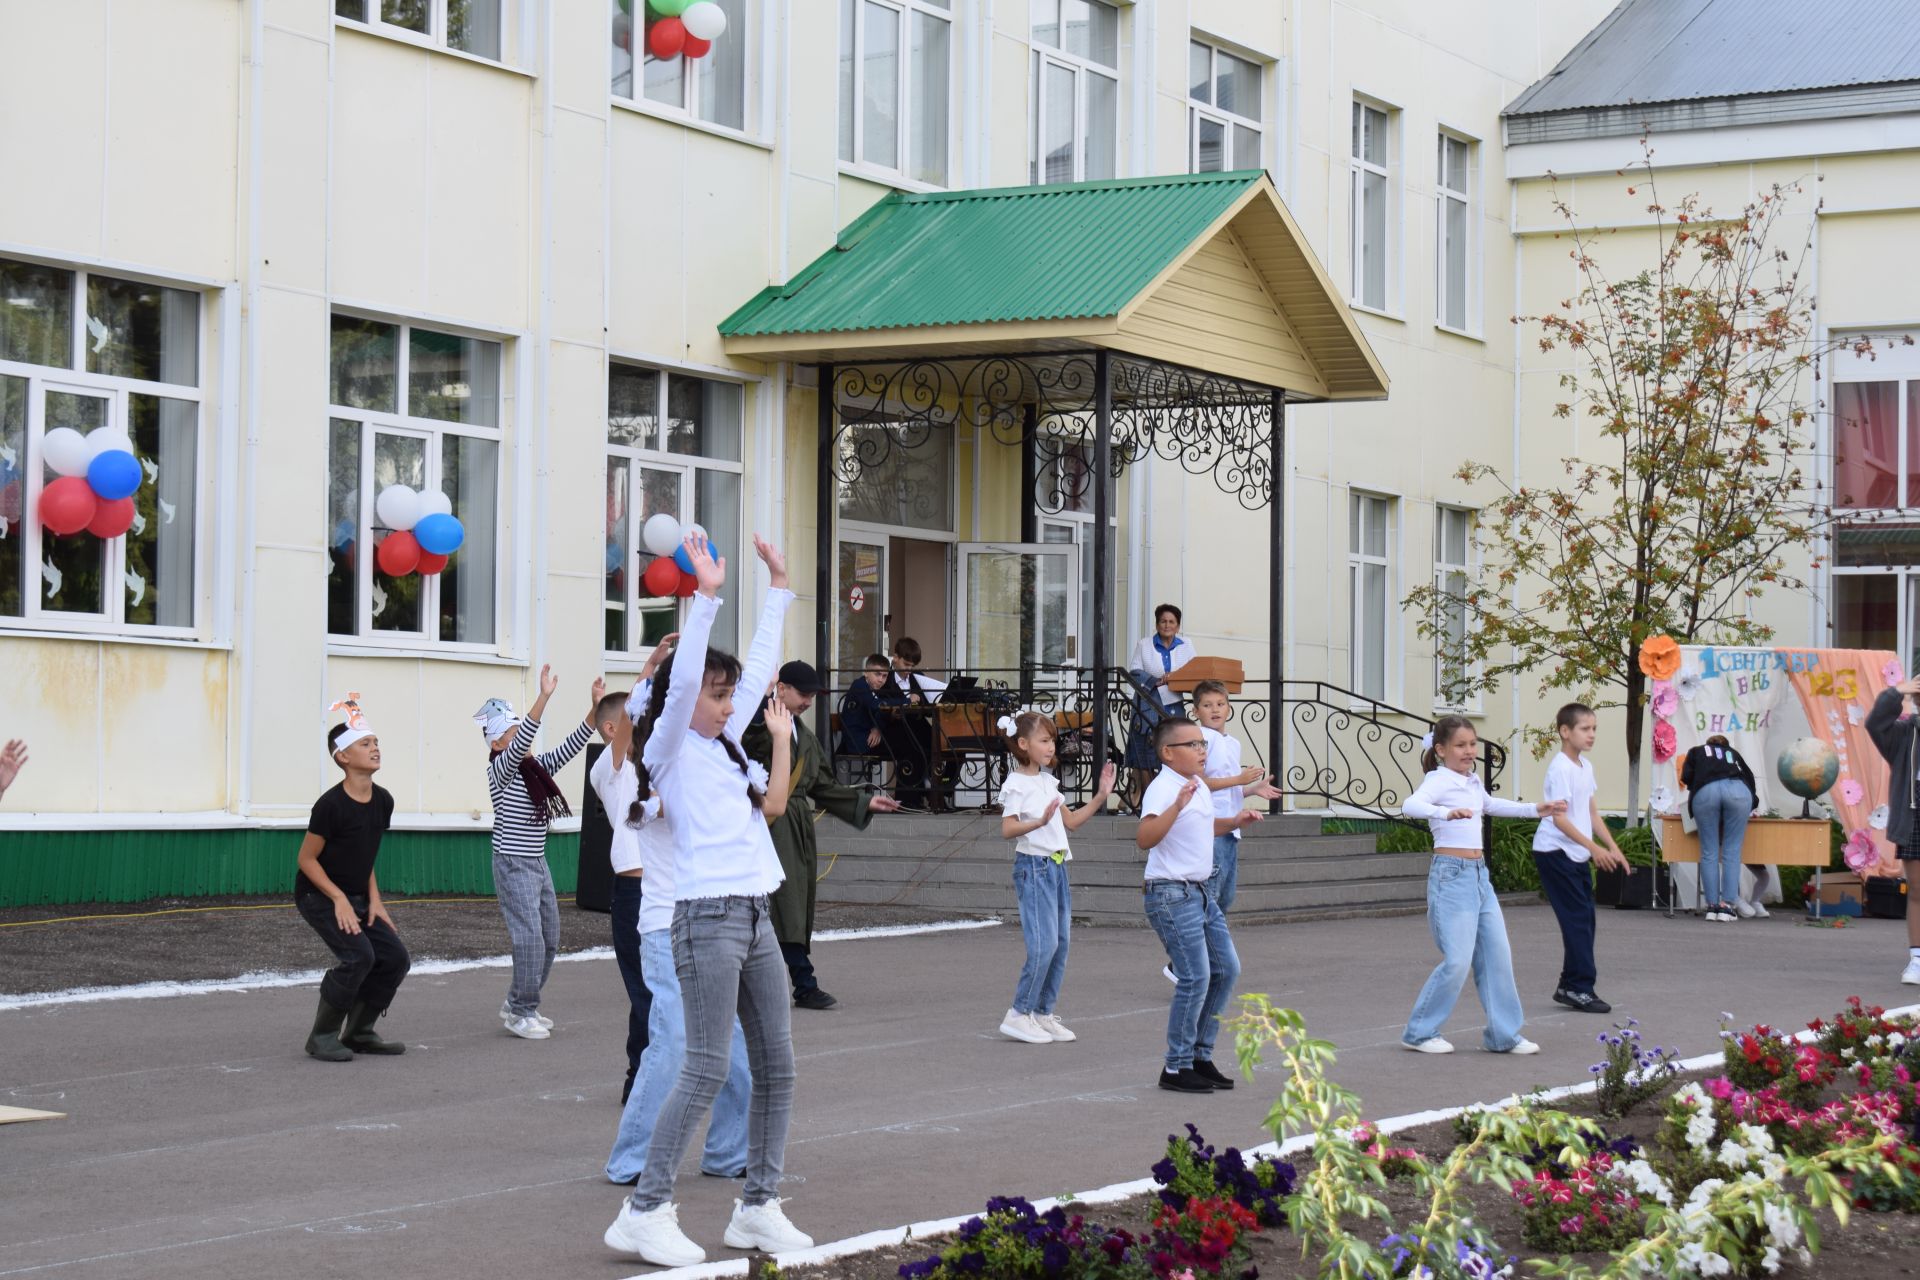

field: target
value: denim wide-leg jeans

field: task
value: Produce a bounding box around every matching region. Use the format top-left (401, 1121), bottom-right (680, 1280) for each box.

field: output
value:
top-left (1011, 856), bottom-right (1071, 1016)
top-left (1402, 856), bottom-right (1526, 1051)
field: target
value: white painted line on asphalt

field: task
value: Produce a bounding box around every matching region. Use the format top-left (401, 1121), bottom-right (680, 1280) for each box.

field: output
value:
top-left (0, 919), bottom-right (1000, 1012)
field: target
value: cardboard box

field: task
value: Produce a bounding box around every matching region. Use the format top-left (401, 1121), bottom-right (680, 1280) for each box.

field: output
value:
top-left (1166, 656), bottom-right (1246, 694)
top-left (1658, 816), bottom-right (1831, 866)
top-left (1811, 872), bottom-right (1863, 908)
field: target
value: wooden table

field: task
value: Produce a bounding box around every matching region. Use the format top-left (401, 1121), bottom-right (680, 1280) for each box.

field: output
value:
top-left (1658, 815), bottom-right (1832, 916)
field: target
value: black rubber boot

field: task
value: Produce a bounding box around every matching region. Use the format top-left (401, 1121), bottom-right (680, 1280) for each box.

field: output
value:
top-left (305, 995), bottom-right (355, 1062)
top-left (340, 1000), bottom-right (405, 1055)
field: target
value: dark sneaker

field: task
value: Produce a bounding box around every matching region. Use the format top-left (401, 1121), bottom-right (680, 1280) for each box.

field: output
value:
top-left (794, 987), bottom-right (839, 1011)
top-left (1157, 1067), bottom-right (1215, 1094)
top-left (1553, 988), bottom-right (1612, 1014)
top-left (1191, 1059), bottom-right (1236, 1090)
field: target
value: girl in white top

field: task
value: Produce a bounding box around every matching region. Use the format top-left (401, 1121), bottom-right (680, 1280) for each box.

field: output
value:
top-left (1399, 715), bottom-right (1566, 1057)
top-left (995, 711), bottom-right (1115, 1046)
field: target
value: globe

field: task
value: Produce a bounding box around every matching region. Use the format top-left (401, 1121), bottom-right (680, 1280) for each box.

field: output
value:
top-left (1776, 738), bottom-right (1840, 802)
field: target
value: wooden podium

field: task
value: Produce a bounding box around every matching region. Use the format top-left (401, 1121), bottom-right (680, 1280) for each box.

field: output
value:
top-left (1166, 657), bottom-right (1245, 694)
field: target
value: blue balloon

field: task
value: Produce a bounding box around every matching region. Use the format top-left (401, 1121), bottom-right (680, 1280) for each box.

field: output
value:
top-left (672, 540), bottom-right (718, 574)
top-left (413, 512), bottom-right (465, 555)
top-left (87, 449), bottom-right (142, 501)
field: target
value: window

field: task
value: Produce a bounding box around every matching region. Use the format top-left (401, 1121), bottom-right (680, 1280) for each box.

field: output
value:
top-left (1832, 367), bottom-right (1920, 675)
top-left (1348, 491), bottom-right (1395, 701)
top-left (606, 364), bottom-right (744, 658)
top-left (1436, 132), bottom-right (1477, 332)
top-left (1350, 99), bottom-right (1396, 312)
top-left (327, 314), bottom-right (502, 646)
top-left (1030, 0), bottom-right (1118, 185)
top-left (837, 421), bottom-right (954, 533)
top-left (1036, 439), bottom-right (1116, 666)
top-left (337, 0), bottom-right (506, 61)
top-left (839, 0), bottom-right (952, 185)
top-left (1187, 39), bottom-right (1262, 173)
top-left (1433, 506), bottom-right (1477, 708)
top-left (610, 0), bottom-right (749, 133)
top-left (0, 257), bottom-right (204, 633)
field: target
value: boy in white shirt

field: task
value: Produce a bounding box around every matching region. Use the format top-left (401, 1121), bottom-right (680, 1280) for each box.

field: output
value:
top-left (1137, 716), bottom-right (1260, 1094)
top-left (1192, 681), bottom-right (1281, 911)
top-left (1531, 703), bottom-right (1628, 1015)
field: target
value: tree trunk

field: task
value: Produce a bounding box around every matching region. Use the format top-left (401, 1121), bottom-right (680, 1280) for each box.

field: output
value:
top-left (1623, 667), bottom-right (1646, 828)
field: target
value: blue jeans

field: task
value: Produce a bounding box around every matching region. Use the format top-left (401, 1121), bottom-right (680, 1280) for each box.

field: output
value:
top-left (1206, 834), bottom-right (1240, 911)
top-left (1011, 856), bottom-right (1071, 1015)
top-left (1695, 777), bottom-right (1751, 906)
top-left (1144, 879), bottom-right (1239, 1072)
top-left (610, 877), bottom-right (651, 1092)
top-left (605, 929), bottom-right (751, 1184)
top-left (1403, 856), bottom-right (1526, 1051)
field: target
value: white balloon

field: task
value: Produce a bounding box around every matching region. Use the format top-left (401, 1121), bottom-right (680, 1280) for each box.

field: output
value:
top-left (682, 1), bottom-right (727, 40)
top-left (375, 484), bottom-right (422, 531)
top-left (85, 428), bottom-right (133, 461)
top-left (642, 512), bottom-right (682, 558)
top-left (420, 490), bottom-right (453, 518)
top-left (42, 428), bottom-right (91, 477)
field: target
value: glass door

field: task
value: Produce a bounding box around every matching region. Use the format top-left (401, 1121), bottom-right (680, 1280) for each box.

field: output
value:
top-left (953, 541), bottom-right (1079, 678)
top-left (836, 534), bottom-right (888, 680)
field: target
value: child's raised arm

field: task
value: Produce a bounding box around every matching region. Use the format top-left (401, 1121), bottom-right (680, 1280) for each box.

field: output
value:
top-left (642, 536), bottom-right (724, 773)
top-left (1063, 762), bottom-right (1117, 831)
top-left (532, 676), bottom-right (601, 774)
top-left (724, 534), bottom-right (795, 744)
top-left (761, 695), bottom-right (794, 820)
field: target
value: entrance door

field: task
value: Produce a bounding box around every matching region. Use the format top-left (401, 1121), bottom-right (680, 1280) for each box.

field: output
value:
top-left (835, 535), bottom-right (887, 678)
top-left (954, 542), bottom-right (1080, 678)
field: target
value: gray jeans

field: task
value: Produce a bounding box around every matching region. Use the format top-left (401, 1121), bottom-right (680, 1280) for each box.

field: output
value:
top-left (631, 894), bottom-right (796, 1211)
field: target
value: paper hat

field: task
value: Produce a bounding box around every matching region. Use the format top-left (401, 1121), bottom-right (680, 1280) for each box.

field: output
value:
top-left (328, 692), bottom-right (374, 755)
top-left (474, 697), bottom-right (518, 741)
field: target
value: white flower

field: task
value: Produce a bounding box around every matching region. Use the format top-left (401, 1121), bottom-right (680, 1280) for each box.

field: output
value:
top-left (1681, 1180), bottom-right (1726, 1234)
top-left (1760, 1247), bottom-right (1782, 1276)
top-left (1871, 803), bottom-right (1891, 830)
top-left (1716, 1139), bottom-right (1750, 1170)
top-left (1762, 1201), bottom-right (1801, 1250)
top-left (744, 759), bottom-right (770, 791)
top-left (1615, 1158), bottom-right (1675, 1206)
top-left (1738, 1123), bottom-right (1775, 1153)
top-left (1891, 1031), bottom-right (1909, 1052)
top-left (1699, 1252), bottom-right (1731, 1278)
top-left (1686, 1109), bottom-right (1717, 1150)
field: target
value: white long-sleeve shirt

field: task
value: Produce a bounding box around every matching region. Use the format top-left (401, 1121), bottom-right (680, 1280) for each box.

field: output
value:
top-left (1130, 633), bottom-right (1196, 708)
top-left (641, 587), bottom-right (795, 902)
top-left (1402, 767), bottom-right (1538, 850)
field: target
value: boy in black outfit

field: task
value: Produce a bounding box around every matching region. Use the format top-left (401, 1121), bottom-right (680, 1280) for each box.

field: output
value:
top-left (1867, 675), bottom-right (1920, 986)
top-left (295, 705), bottom-right (411, 1061)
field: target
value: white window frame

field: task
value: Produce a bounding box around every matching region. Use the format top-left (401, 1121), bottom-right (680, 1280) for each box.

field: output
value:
top-left (0, 262), bottom-right (209, 641)
top-left (334, 0), bottom-right (517, 67)
top-left (603, 362), bottom-right (748, 664)
top-left (1029, 1), bottom-right (1121, 186)
top-left (1432, 504), bottom-right (1480, 712)
top-left (1186, 38), bottom-right (1263, 174)
top-left (610, 0), bottom-right (757, 140)
top-left (326, 312), bottom-right (506, 653)
top-left (1827, 339), bottom-right (1920, 670)
top-left (839, 0), bottom-right (956, 189)
top-left (1349, 95), bottom-right (1401, 317)
top-left (1347, 489), bottom-right (1398, 704)
top-left (1434, 128), bottom-right (1480, 338)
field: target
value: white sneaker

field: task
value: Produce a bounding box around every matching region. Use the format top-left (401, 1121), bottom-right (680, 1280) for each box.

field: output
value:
top-left (500, 1000), bottom-right (554, 1029)
top-left (1735, 900), bottom-right (1757, 919)
top-left (1033, 1013), bottom-right (1077, 1042)
top-left (1403, 1037), bottom-right (1454, 1054)
top-left (1162, 965), bottom-right (1178, 984)
top-left (1703, 911), bottom-right (1726, 923)
top-left (1751, 902), bottom-right (1771, 918)
top-left (1499, 1038), bottom-right (1542, 1055)
top-left (504, 1014), bottom-right (551, 1040)
top-left (724, 1198), bottom-right (814, 1252)
top-left (1903, 958), bottom-right (1920, 986)
top-left (998, 1009), bottom-right (1053, 1044)
top-left (605, 1200), bottom-right (706, 1266)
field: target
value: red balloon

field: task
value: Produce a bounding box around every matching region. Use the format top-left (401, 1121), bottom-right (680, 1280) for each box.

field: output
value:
top-left (39, 476), bottom-right (98, 536)
top-left (641, 555), bottom-right (681, 597)
top-left (682, 34), bottom-right (711, 58)
top-left (648, 16), bottom-right (686, 59)
top-left (376, 530), bottom-right (422, 576)
top-left (87, 496), bottom-right (136, 539)
top-left (674, 569), bottom-right (697, 598)
top-left (417, 550), bottom-right (451, 576)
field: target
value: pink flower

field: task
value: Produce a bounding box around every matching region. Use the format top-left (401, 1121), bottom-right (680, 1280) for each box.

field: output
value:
top-left (1652, 720), bottom-right (1678, 764)
top-left (1886, 659), bottom-right (1907, 687)
top-left (1649, 681), bottom-right (1679, 719)
top-left (1838, 778), bottom-right (1864, 806)
top-left (1843, 829), bottom-right (1877, 872)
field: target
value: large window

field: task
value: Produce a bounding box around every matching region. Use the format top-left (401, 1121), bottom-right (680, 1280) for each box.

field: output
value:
top-left (839, 0), bottom-right (952, 186)
top-left (1349, 491), bottom-right (1395, 701)
top-left (327, 314), bottom-right (501, 646)
top-left (610, 0), bottom-right (749, 133)
top-left (837, 421), bottom-right (954, 533)
top-left (1030, 0), bottom-right (1118, 185)
top-left (1433, 506), bottom-right (1477, 708)
top-left (0, 257), bottom-right (203, 633)
top-left (1036, 439), bottom-right (1116, 666)
top-left (1832, 368), bottom-right (1920, 676)
top-left (336, 1), bottom-right (506, 61)
top-left (1350, 99), bottom-right (1397, 312)
top-left (1436, 132), bottom-right (1477, 333)
top-left (1187, 39), bottom-right (1262, 173)
top-left (605, 364), bottom-right (744, 658)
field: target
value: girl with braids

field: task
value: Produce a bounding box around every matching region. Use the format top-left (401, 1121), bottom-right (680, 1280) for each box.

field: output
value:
top-left (1398, 715), bottom-right (1565, 1057)
top-left (475, 665), bottom-right (602, 1041)
top-left (605, 532), bottom-right (814, 1268)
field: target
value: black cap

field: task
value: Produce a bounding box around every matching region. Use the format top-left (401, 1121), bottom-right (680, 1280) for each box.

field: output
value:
top-left (778, 660), bottom-right (823, 695)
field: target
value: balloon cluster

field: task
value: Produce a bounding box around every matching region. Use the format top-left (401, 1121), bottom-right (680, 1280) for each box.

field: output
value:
top-left (612, 0), bottom-right (729, 61)
top-left (374, 485), bottom-right (466, 578)
top-left (638, 514), bottom-right (716, 598)
top-left (38, 427), bottom-right (143, 539)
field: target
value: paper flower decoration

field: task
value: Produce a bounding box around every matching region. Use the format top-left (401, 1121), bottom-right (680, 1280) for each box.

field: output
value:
top-left (1847, 702), bottom-right (1866, 725)
top-left (745, 759), bottom-right (770, 792)
top-left (1837, 778), bottom-right (1865, 806)
top-left (1842, 829), bottom-right (1877, 873)
top-left (1870, 804), bottom-right (1890, 830)
top-left (1638, 634), bottom-right (1681, 680)
top-left (1885, 658), bottom-right (1907, 687)
top-left (1649, 785), bottom-right (1678, 814)
top-left (1652, 719), bottom-right (1678, 764)
top-left (1649, 681), bottom-right (1678, 719)
top-left (1675, 670), bottom-right (1703, 702)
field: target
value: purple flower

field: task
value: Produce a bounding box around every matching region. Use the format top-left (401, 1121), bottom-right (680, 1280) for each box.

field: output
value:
top-left (898, 1259), bottom-right (940, 1279)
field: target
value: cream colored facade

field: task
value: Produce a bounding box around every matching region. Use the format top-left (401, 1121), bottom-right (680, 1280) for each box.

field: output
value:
top-left (0, 0), bottom-right (1675, 837)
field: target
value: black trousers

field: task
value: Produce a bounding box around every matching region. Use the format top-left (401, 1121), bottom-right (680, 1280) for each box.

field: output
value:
top-left (295, 891), bottom-right (410, 1011)
top-left (1532, 851), bottom-right (1598, 995)
top-left (610, 876), bottom-right (652, 1089)
top-left (781, 940), bottom-right (818, 994)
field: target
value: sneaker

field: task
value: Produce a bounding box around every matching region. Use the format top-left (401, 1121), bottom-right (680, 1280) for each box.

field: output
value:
top-left (1751, 902), bottom-right (1771, 919)
top-left (1495, 1038), bottom-right (1541, 1055)
top-left (1158, 1067), bottom-right (1215, 1093)
top-left (1190, 1059), bottom-right (1235, 1090)
top-left (1162, 965), bottom-right (1178, 984)
top-left (1903, 958), bottom-right (1920, 986)
top-left (500, 1001), bottom-right (554, 1029)
top-left (793, 988), bottom-right (838, 1011)
top-left (1403, 1037), bottom-right (1454, 1054)
top-left (604, 1201), bottom-right (706, 1266)
top-left (1702, 911), bottom-right (1726, 923)
top-left (504, 1014), bottom-right (551, 1040)
top-left (1553, 988), bottom-right (1612, 1015)
top-left (724, 1198), bottom-right (814, 1252)
top-left (1033, 1013), bottom-right (1076, 1042)
top-left (998, 1009), bottom-right (1053, 1044)
top-left (1734, 900), bottom-right (1757, 919)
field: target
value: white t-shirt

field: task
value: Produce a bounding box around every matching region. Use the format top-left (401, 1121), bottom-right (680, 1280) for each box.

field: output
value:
top-left (1202, 726), bottom-right (1245, 839)
top-left (1533, 752), bottom-right (1597, 862)
top-left (1140, 766), bottom-right (1214, 881)
top-left (590, 749), bottom-right (644, 874)
top-left (998, 769), bottom-right (1070, 858)
top-left (636, 801), bottom-right (676, 934)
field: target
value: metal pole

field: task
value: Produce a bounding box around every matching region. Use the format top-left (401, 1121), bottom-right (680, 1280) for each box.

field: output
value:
top-left (815, 363), bottom-right (835, 745)
top-left (1092, 351), bottom-right (1112, 779)
top-left (1019, 403), bottom-right (1038, 544)
top-left (1269, 389), bottom-right (1285, 812)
